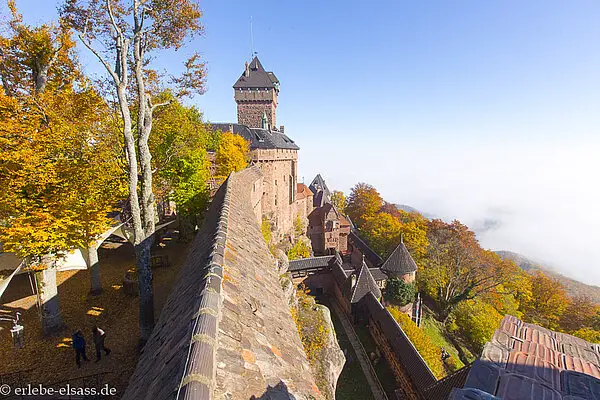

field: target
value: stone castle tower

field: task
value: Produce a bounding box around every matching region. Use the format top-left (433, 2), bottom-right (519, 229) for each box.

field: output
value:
top-left (233, 57), bottom-right (280, 129)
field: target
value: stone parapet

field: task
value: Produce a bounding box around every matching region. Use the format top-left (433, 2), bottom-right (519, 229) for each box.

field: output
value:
top-left (122, 166), bottom-right (323, 400)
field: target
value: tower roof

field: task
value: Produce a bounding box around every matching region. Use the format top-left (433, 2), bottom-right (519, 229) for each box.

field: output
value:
top-left (381, 240), bottom-right (418, 275)
top-left (209, 123), bottom-right (299, 150)
top-left (349, 261), bottom-right (382, 303)
top-left (233, 57), bottom-right (279, 90)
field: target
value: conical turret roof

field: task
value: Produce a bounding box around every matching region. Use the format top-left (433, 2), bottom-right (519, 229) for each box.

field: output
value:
top-left (381, 240), bottom-right (418, 275)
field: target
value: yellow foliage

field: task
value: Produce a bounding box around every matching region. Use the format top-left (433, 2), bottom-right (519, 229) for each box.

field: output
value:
top-left (292, 287), bottom-right (332, 398)
top-left (387, 305), bottom-right (445, 379)
top-left (0, 18), bottom-right (125, 261)
top-left (215, 132), bottom-right (250, 179)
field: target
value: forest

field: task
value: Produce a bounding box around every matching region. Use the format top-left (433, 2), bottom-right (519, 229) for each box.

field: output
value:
top-left (335, 183), bottom-right (600, 368)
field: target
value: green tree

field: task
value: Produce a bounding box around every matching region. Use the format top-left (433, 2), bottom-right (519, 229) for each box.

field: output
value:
top-left (150, 95), bottom-right (212, 241)
top-left (572, 327), bottom-right (600, 344)
top-left (362, 212), bottom-right (403, 257)
top-left (346, 183), bottom-right (383, 227)
top-left (384, 278), bottom-right (416, 306)
top-left (294, 214), bottom-right (305, 237)
top-left (215, 132), bottom-right (250, 179)
top-left (261, 217), bottom-right (272, 245)
top-left (362, 212), bottom-right (429, 260)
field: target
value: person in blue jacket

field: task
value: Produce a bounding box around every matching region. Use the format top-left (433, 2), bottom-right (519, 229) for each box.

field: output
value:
top-left (72, 329), bottom-right (89, 367)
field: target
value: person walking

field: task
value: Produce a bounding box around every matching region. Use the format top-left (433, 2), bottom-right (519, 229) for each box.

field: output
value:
top-left (92, 325), bottom-right (111, 362)
top-left (72, 329), bottom-right (89, 368)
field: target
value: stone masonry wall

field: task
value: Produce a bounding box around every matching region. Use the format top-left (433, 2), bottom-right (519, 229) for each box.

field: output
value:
top-left (122, 166), bottom-right (323, 400)
top-left (252, 149), bottom-right (298, 238)
top-left (235, 88), bottom-right (277, 128)
top-left (237, 102), bottom-right (276, 129)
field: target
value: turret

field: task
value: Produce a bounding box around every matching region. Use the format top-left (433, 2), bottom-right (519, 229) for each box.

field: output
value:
top-left (233, 57), bottom-right (279, 129)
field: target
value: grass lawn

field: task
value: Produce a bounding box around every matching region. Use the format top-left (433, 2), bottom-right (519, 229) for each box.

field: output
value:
top-left (421, 314), bottom-right (470, 373)
top-left (0, 231), bottom-right (190, 397)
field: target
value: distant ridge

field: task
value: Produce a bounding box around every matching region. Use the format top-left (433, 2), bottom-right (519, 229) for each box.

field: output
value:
top-left (394, 204), bottom-right (436, 220)
top-left (496, 250), bottom-right (600, 305)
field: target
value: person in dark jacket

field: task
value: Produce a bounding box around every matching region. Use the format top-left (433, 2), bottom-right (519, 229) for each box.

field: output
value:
top-left (72, 330), bottom-right (89, 367)
top-left (92, 325), bottom-right (111, 362)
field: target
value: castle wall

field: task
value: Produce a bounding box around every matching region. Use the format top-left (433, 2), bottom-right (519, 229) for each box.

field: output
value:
top-left (252, 148), bottom-right (298, 238)
top-left (123, 166), bottom-right (325, 400)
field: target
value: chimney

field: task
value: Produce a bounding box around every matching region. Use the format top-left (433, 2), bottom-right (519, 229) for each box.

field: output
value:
top-left (279, 125), bottom-right (285, 133)
top-left (244, 61), bottom-right (250, 77)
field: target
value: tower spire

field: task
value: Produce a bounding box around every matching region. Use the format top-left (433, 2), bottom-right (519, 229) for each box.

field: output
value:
top-left (250, 16), bottom-right (255, 60)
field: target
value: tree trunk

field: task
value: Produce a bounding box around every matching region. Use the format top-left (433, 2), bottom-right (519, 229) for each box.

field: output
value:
top-left (136, 238), bottom-right (154, 344)
top-left (79, 21), bottom-right (156, 345)
top-left (134, 32), bottom-right (157, 345)
top-left (116, 82), bottom-right (155, 343)
top-left (83, 245), bottom-right (102, 295)
top-left (36, 268), bottom-right (63, 335)
top-left (177, 212), bottom-right (196, 243)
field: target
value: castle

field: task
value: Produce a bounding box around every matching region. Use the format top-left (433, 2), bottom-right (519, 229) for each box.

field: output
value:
top-left (210, 57), bottom-right (311, 238)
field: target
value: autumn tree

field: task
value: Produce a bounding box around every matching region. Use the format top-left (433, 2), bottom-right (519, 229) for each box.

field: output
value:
top-left (345, 183), bottom-right (383, 227)
top-left (560, 296), bottom-right (600, 333)
top-left (362, 212), bottom-right (403, 258)
top-left (215, 132), bottom-right (250, 179)
top-left (520, 271), bottom-right (569, 330)
top-left (0, 0), bottom-right (77, 95)
top-left (329, 190), bottom-right (347, 214)
top-left (419, 220), bottom-right (517, 321)
top-left (0, 7), bottom-right (124, 332)
top-left (61, 0), bottom-right (205, 342)
top-left (448, 299), bottom-right (503, 354)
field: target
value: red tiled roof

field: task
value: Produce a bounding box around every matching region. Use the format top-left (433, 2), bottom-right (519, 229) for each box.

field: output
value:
top-left (296, 183), bottom-right (312, 200)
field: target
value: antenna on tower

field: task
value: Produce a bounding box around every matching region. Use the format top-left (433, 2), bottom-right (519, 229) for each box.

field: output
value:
top-left (250, 16), bottom-right (256, 59)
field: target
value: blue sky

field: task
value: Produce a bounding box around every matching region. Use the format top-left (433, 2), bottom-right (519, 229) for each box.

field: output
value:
top-left (4, 1), bottom-right (600, 284)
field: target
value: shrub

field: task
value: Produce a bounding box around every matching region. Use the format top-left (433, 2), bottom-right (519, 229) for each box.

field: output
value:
top-left (384, 278), bottom-right (416, 306)
top-left (294, 214), bottom-right (305, 237)
top-left (450, 299), bottom-right (503, 354)
top-left (287, 240), bottom-right (310, 260)
top-left (261, 217), bottom-right (272, 245)
top-left (293, 287), bottom-right (332, 399)
top-left (388, 305), bottom-right (445, 379)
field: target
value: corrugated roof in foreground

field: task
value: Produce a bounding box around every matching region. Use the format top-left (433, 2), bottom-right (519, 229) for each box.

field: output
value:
top-left (122, 166), bottom-right (322, 400)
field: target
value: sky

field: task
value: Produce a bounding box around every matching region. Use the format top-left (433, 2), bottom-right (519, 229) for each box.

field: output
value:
top-left (3, 1), bottom-right (600, 284)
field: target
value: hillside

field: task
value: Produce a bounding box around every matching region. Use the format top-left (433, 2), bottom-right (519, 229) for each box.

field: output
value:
top-left (496, 250), bottom-right (600, 304)
top-left (394, 204), bottom-right (437, 220)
